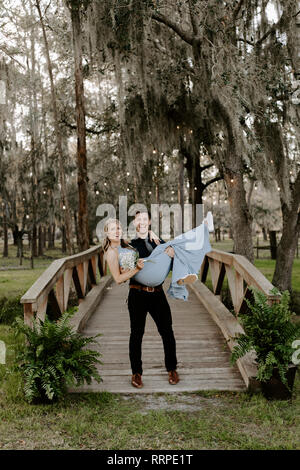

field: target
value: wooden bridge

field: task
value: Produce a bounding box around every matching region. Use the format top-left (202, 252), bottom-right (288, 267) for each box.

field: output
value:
top-left (20, 245), bottom-right (280, 394)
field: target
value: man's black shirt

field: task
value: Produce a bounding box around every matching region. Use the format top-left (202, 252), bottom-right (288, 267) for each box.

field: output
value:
top-left (129, 234), bottom-right (165, 286)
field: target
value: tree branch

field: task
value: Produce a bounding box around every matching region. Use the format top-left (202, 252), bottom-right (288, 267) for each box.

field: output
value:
top-left (237, 37), bottom-right (255, 46)
top-left (200, 163), bottom-right (214, 172)
top-left (151, 12), bottom-right (194, 45)
top-left (188, 0), bottom-right (199, 36)
top-left (204, 175), bottom-right (223, 188)
top-left (255, 12), bottom-right (287, 47)
top-left (232, 0), bottom-right (245, 23)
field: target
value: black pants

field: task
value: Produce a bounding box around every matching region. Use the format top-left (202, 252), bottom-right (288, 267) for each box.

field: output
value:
top-left (127, 288), bottom-right (177, 375)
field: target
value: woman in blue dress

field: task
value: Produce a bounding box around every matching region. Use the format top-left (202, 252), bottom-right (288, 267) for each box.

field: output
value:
top-left (103, 213), bottom-right (213, 301)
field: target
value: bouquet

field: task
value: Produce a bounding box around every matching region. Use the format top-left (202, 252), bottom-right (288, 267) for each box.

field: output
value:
top-left (119, 250), bottom-right (139, 270)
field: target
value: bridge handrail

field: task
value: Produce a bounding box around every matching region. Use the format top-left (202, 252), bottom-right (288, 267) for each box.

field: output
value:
top-left (201, 249), bottom-right (281, 314)
top-left (20, 245), bottom-right (107, 324)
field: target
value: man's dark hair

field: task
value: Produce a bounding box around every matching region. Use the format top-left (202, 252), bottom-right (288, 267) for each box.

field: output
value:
top-left (135, 210), bottom-right (151, 220)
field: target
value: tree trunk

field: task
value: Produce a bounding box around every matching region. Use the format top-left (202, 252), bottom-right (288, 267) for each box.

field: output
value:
top-left (269, 230), bottom-right (277, 260)
top-left (61, 225), bottom-right (67, 253)
top-left (32, 224), bottom-right (37, 258)
top-left (178, 152), bottom-right (185, 231)
top-left (74, 210), bottom-right (80, 248)
top-left (47, 225), bottom-right (53, 249)
top-left (35, 0), bottom-right (74, 255)
top-left (224, 171), bottom-right (254, 262)
top-left (262, 226), bottom-right (268, 241)
top-left (17, 233), bottom-right (23, 266)
top-left (272, 201), bottom-right (300, 292)
top-left (2, 204), bottom-right (8, 257)
top-left (38, 225), bottom-right (44, 256)
top-left (52, 223), bottom-right (56, 248)
top-left (69, 3), bottom-right (90, 251)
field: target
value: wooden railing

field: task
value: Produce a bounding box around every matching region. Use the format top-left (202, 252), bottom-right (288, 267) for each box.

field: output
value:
top-left (20, 245), bottom-right (107, 326)
top-left (200, 249), bottom-right (281, 314)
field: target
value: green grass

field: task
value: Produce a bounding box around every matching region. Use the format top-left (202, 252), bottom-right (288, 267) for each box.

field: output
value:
top-left (0, 324), bottom-right (299, 450)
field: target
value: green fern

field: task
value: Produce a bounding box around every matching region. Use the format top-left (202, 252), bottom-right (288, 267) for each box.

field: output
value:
top-left (13, 313), bottom-right (102, 403)
top-left (231, 286), bottom-right (300, 389)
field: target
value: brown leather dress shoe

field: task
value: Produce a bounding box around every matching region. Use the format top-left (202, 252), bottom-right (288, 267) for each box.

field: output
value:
top-left (168, 370), bottom-right (180, 385)
top-left (131, 373), bottom-right (143, 388)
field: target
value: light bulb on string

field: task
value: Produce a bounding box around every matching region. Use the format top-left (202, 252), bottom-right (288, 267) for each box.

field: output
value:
top-left (95, 190), bottom-right (99, 195)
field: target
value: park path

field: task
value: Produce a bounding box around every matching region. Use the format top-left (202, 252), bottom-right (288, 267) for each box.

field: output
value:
top-left (70, 279), bottom-right (246, 393)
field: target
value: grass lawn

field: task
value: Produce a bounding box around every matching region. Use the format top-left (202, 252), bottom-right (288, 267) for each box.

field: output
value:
top-left (0, 324), bottom-right (299, 450)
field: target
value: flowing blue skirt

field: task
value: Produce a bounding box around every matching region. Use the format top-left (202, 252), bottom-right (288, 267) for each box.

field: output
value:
top-left (133, 223), bottom-right (211, 300)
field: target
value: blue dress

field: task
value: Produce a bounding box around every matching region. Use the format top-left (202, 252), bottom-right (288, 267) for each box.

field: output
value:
top-left (117, 222), bottom-right (212, 301)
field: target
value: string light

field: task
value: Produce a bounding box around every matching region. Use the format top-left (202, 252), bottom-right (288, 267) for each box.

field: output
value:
top-left (104, 182), bottom-right (107, 186)
top-left (127, 188), bottom-right (130, 192)
top-left (127, 172), bottom-right (130, 176)
top-left (153, 149), bottom-right (157, 154)
top-left (62, 205), bottom-right (66, 210)
top-left (176, 125), bottom-right (180, 129)
top-left (230, 178), bottom-right (234, 183)
top-left (26, 214), bottom-right (30, 219)
top-left (189, 130), bottom-right (193, 134)
top-left (95, 190), bottom-right (99, 195)
top-left (194, 186), bottom-right (197, 190)
top-left (277, 187), bottom-right (280, 191)
top-left (203, 196), bottom-right (206, 201)
top-left (271, 160), bottom-right (274, 163)
top-left (149, 191), bottom-right (152, 195)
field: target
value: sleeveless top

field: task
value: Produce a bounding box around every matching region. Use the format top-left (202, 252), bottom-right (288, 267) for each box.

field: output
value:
top-left (117, 245), bottom-right (138, 270)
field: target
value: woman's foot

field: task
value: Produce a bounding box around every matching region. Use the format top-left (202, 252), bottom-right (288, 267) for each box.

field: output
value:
top-left (131, 373), bottom-right (143, 388)
top-left (177, 273), bottom-right (198, 285)
top-left (204, 211), bottom-right (214, 232)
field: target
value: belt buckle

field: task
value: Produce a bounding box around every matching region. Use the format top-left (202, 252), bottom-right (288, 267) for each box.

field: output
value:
top-left (147, 287), bottom-right (155, 292)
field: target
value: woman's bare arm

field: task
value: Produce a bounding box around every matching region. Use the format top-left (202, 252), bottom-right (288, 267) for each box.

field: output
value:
top-left (105, 248), bottom-right (144, 284)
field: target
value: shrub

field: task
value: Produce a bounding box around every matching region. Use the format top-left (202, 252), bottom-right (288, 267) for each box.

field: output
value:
top-left (230, 287), bottom-right (300, 387)
top-left (0, 296), bottom-right (23, 324)
top-left (13, 313), bottom-right (102, 403)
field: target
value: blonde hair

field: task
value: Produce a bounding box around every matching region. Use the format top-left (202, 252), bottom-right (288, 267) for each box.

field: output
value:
top-left (102, 218), bottom-right (134, 253)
